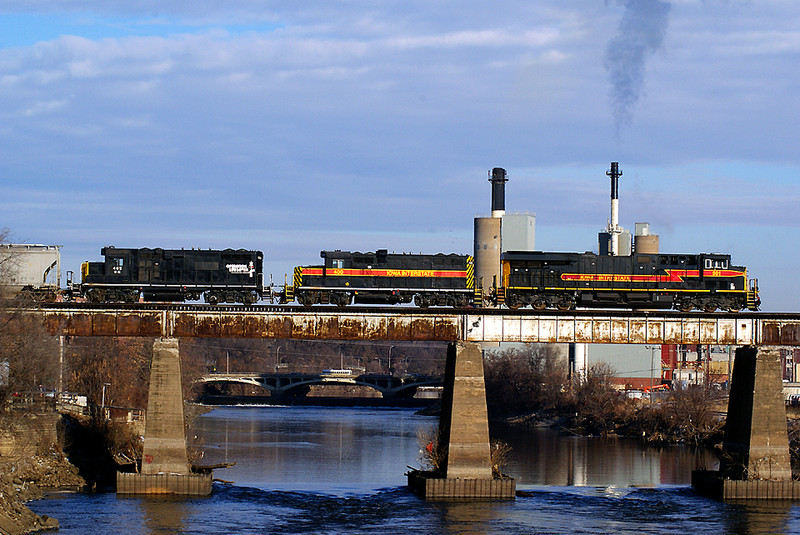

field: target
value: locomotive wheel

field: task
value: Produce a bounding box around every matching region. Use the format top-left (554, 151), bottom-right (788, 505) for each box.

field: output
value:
top-left (532, 299), bottom-right (547, 311)
top-left (556, 303), bottom-right (572, 311)
top-left (332, 292), bottom-right (350, 307)
top-left (506, 297), bottom-right (523, 310)
top-left (703, 303), bottom-right (717, 313)
top-left (727, 305), bottom-right (742, 313)
top-left (206, 293), bottom-right (219, 305)
top-left (414, 294), bottom-right (430, 309)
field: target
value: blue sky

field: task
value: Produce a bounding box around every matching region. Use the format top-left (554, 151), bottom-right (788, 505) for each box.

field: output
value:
top-left (1, 1), bottom-right (799, 310)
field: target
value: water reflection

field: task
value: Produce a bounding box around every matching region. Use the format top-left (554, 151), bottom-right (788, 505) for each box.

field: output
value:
top-left (435, 502), bottom-right (511, 535)
top-left (496, 426), bottom-right (719, 487)
top-left (30, 407), bottom-right (800, 534)
top-left (195, 407), bottom-right (722, 491)
top-left (724, 501), bottom-right (795, 534)
top-left (137, 497), bottom-right (188, 534)
top-left (193, 406), bottom-right (428, 493)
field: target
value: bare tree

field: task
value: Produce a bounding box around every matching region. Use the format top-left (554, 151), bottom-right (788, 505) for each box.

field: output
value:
top-left (0, 228), bottom-right (61, 406)
top-left (484, 343), bottom-right (568, 417)
top-left (65, 337), bottom-right (151, 409)
top-left (567, 362), bottom-right (635, 436)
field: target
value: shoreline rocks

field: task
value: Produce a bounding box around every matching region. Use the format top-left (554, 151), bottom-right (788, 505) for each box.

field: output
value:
top-left (0, 451), bottom-right (85, 534)
top-left (0, 411), bottom-right (87, 535)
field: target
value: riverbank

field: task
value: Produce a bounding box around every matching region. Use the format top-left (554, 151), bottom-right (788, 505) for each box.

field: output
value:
top-left (0, 452), bottom-right (84, 534)
top-left (491, 397), bottom-right (726, 450)
top-left (0, 411), bottom-right (86, 534)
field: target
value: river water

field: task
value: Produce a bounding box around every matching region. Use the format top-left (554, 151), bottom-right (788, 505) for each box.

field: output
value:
top-left (31, 406), bottom-right (800, 534)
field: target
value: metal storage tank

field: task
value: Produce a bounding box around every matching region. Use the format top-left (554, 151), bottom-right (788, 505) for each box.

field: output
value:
top-left (474, 217), bottom-right (502, 291)
top-left (474, 168), bottom-right (508, 293)
top-left (634, 222), bottom-right (659, 254)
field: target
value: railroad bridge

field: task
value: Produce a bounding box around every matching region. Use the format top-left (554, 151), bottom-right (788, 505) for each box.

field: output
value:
top-left (197, 371), bottom-right (441, 399)
top-left (20, 303), bottom-right (800, 500)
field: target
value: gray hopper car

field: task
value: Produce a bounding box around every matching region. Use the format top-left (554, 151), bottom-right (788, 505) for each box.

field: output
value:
top-left (0, 244), bottom-right (62, 301)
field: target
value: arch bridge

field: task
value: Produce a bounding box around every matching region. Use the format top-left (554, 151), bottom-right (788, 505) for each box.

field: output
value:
top-left (197, 371), bottom-right (440, 399)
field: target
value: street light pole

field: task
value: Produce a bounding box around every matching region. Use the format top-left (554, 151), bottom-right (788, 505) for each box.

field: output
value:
top-left (645, 345), bottom-right (657, 403)
top-left (101, 382), bottom-right (111, 420)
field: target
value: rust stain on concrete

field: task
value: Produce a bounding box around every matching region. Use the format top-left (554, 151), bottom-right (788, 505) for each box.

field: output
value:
top-left (387, 318), bottom-right (411, 340)
top-left (193, 314), bottom-right (221, 337)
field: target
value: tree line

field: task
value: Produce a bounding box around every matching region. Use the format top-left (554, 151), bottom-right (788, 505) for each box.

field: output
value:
top-left (483, 343), bottom-right (725, 446)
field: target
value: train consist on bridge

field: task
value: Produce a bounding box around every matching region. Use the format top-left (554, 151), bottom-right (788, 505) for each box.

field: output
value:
top-left (0, 243), bottom-right (760, 312)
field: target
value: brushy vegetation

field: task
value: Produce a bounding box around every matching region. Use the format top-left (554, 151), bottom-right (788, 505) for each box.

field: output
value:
top-left (483, 343), bottom-right (726, 447)
top-left (416, 423), bottom-right (512, 478)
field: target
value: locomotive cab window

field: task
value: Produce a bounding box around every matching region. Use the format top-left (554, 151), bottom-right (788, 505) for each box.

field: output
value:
top-left (332, 260), bottom-right (344, 269)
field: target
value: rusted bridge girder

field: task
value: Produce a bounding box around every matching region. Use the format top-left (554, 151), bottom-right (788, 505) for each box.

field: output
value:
top-left (19, 303), bottom-right (800, 345)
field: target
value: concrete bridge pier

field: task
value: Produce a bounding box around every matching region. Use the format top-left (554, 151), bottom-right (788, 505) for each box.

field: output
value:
top-left (693, 346), bottom-right (799, 500)
top-left (117, 338), bottom-right (212, 495)
top-left (408, 341), bottom-right (515, 500)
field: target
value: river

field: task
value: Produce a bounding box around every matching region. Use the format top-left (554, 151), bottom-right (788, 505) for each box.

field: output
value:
top-left (31, 405), bottom-right (800, 534)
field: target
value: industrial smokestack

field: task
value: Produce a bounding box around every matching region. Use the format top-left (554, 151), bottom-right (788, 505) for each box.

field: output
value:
top-left (606, 162), bottom-right (622, 256)
top-left (608, 161), bottom-right (620, 200)
top-left (489, 167), bottom-right (508, 218)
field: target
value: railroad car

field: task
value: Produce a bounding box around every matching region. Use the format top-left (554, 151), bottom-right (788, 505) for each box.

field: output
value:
top-left (497, 251), bottom-right (759, 312)
top-left (0, 244), bottom-right (62, 301)
top-left (80, 247), bottom-right (264, 304)
top-left (286, 250), bottom-right (477, 307)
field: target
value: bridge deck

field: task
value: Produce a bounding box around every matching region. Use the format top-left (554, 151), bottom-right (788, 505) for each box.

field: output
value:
top-left (22, 303), bottom-right (800, 345)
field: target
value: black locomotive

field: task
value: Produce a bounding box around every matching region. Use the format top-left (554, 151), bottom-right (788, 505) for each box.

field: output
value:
top-left (286, 249), bottom-right (477, 307)
top-left (80, 247), bottom-right (263, 304)
top-left (498, 251), bottom-right (760, 312)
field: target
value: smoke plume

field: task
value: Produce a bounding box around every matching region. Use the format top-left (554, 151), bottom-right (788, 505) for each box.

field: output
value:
top-left (605, 0), bottom-right (672, 134)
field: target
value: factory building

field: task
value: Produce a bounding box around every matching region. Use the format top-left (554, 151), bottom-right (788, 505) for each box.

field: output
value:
top-left (473, 167), bottom-right (535, 295)
top-left (597, 162), bottom-right (659, 257)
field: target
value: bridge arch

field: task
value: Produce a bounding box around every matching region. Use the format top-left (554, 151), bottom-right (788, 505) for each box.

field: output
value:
top-left (196, 373), bottom-right (441, 399)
